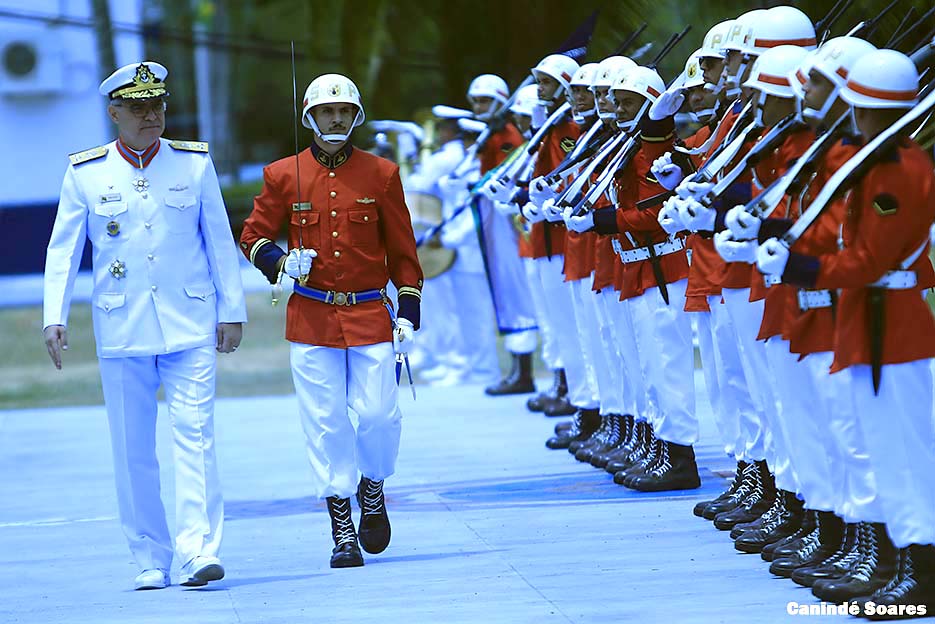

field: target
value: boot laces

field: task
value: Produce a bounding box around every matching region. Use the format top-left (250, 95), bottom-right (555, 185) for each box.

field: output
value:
top-left (850, 523), bottom-right (879, 582)
top-left (361, 479), bottom-right (385, 517)
top-left (648, 443), bottom-right (672, 477)
top-left (873, 550), bottom-right (916, 599)
top-left (329, 498), bottom-right (357, 546)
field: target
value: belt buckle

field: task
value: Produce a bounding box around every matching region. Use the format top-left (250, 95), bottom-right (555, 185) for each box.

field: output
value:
top-left (333, 291), bottom-right (349, 306)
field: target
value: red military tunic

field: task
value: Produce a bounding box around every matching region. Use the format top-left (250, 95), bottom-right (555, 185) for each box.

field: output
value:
top-left (529, 117), bottom-right (580, 259)
top-left (781, 140), bottom-right (859, 356)
top-left (748, 126), bottom-right (815, 341)
top-left (681, 123), bottom-right (716, 312)
top-left (596, 119), bottom-right (685, 300)
top-left (784, 138), bottom-right (935, 372)
top-left (241, 143), bottom-right (424, 348)
top-left (479, 122), bottom-right (523, 174)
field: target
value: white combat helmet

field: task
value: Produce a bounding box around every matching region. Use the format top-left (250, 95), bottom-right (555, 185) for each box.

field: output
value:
top-left (745, 6), bottom-right (817, 56)
top-left (721, 9), bottom-right (769, 97)
top-left (841, 49), bottom-right (919, 110)
top-left (467, 74), bottom-right (510, 121)
top-left (611, 66), bottom-right (665, 131)
top-left (680, 51), bottom-right (718, 123)
top-left (509, 83), bottom-right (539, 118)
top-left (699, 20), bottom-right (733, 95)
top-left (531, 53), bottom-right (580, 107)
top-left (302, 74), bottom-right (365, 143)
top-left (570, 62), bottom-right (600, 122)
top-left (590, 56), bottom-right (638, 120)
top-left (744, 45), bottom-right (808, 125)
top-left (798, 36), bottom-right (877, 121)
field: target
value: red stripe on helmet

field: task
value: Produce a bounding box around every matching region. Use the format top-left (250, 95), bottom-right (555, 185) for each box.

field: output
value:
top-left (759, 73), bottom-right (791, 86)
top-left (561, 72), bottom-right (571, 82)
top-left (847, 80), bottom-right (917, 102)
top-left (754, 37), bottom-right (818, 48)
top-left (835, 66), bottom-right (849, 79)
top-left (647, 85), bottom-right (661, 98)
top-left (795, 69), bottom-right (807, 85)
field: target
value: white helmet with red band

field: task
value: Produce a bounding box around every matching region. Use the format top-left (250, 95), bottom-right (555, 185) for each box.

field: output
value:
top-left (744, 45), bottom-right (807, 99)
top-left (531, 53), bottom-right (580, 107)
top-left (746, 6), bottom-right (817, 56)
top-left (509, 83), bottom-right (539, 118)
top-left (468, 74), bottom-right (510, 120)
top-left (590, 56), bottom-right (637, 121)
top-left (611, 66), bottom-right (665, 131)
top-left (798, 37), bottom-right (876, 121)
top-left (570, 62), bottom-right (600, 122)
top-left (841, 49), bottom-right (919, 110)
top-left (301, 74), bottom-right (365, 143)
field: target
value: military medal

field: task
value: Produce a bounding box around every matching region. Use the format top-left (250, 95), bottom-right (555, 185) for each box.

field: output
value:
top-left (106, 221), bottom-right (120, 236)
top-left (133, 177), bottom-right (150, 193)
top-left (109, 259), bottom-right (126, 279)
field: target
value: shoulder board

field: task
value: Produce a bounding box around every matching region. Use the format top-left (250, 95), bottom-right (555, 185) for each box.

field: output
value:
top-left (168, 140), bottom-right (209, 153)
top-left (68, 146), bottom-right (108, 166)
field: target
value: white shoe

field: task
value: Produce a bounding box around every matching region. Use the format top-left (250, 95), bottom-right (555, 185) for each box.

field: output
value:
top-left (134, 568), bottom-right (170, 590)
top-left (180, 556), bottom-right (225, 587)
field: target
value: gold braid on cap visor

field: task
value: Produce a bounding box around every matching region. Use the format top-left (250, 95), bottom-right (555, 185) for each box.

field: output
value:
top-left (111, 64), bottom-right (168, 100)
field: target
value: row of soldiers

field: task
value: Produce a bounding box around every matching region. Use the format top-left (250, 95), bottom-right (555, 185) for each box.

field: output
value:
top-left (407, 5), bottom-right (935, 619)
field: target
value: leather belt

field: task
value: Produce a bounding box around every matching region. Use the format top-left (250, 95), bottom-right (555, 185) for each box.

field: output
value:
top-left (293, 283), bottom-right (386, 306)
top-left (869, 270), bottom-right (917, 289)
top-left (612, 236), bottom-right (685, 264)
top-left (797, 289), bottom-right (833, 311)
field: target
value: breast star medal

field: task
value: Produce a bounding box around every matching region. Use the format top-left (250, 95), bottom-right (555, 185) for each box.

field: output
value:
top-left (133, 177), bottom-right (150, 193)
top-left (109, 259), bottom-right (126, 279)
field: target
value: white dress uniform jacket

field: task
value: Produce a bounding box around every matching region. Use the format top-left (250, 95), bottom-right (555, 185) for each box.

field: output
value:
top-left (44, 138), bottom-right (247, 354)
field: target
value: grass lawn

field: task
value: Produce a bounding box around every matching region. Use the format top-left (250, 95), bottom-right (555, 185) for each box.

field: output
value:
top-left (0, 292), bottom-right (295, 411)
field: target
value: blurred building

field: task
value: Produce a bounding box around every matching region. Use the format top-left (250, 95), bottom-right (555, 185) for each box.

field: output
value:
top-left (0, 0), bottom-right (143, 274)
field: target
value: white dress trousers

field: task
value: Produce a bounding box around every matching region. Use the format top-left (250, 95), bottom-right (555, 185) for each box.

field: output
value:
top-left (524, 257), bottom-right (562, 370)
top-left (290, 341), bottom-right (401, 500)
top-left (535, 255), bottom-right (599, 409)
top-left (849, 361), bottom-right (935, 547)
top-left (98, 345), bottom-right (222, 572)
top-left (570, 276), bottom-right (625, 416)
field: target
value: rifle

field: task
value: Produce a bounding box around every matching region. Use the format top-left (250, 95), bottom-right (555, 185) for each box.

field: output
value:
top-left (816, 0), bottom-right (854, 43)
top-left (847, 0), bottom-right (899, 41)
top-left (613, 23), bottom-right (647, 56)
top-left (885, 6), bottom-right (916, 48)
top-left (890, 5), bottom-right (935, 51)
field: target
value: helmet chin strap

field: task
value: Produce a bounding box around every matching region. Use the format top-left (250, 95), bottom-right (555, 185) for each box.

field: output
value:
top-left (803, 87), bottom-right (840, 126)
top-left (306, 110), bottom-right (361, 144)
top-left (615, 99), bottom-right (650, 132)
top-left (538, 85), bottom-right (566, 109)
top-left (573, 107), bottom-right (597, 123)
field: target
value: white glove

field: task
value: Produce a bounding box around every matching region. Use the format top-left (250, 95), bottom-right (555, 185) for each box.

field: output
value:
top-left (284, 248), bottom-right (317, 279)
top-left (563, 207), bottom-right (594, 233)
top-left (714, 230), bottom-right (757, 264)
top-left (494, 200), bottom-right (519, 216)
top-left (393, 318), bottom-right (415, 355)
top-left (684, 180), bottom-right (714, 200)
top-left (677, 197), bottom-right (716, 232)
top-left (531, 103), bottom-right (548, 129)
top-left (521, 202), bottom-right (546, 223)
top-left (649, 87), bottom-right (685, 121)
top-left (543, 198), bottom-right (565, 222)
top-left (529, 176), bottom-right (558, 207)
top-left (651, 152), bottom-right (685, 191)
top-left (658, 197), bottom-right (685, 235)
top-left (438, 174), bottom-right (468, 197)
top-left (725, 205), bottom-right (761, 239)
top-left (756, 238), bottom-right (790, 276)
top-left (483, 178), bottom-right (513, 202)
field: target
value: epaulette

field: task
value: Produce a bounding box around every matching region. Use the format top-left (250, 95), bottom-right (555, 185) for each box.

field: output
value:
top-left (168, 140), bottom-right (209, 153)
top-left (68, 146), bottom-right (108, 166)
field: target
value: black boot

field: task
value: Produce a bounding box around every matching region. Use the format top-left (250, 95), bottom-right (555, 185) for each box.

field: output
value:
top-left (569, 414), bottom-right (609, 455)
top-left (591, 415), bottom-right (632, 468)
top-left (326, 496), bottom-right (364, 568)
top-left (606, 421), bottom-right (652, 474)
top-left (713, 460), bottom-right (775, 531)
top-left (628, 442), bottom-right (701, 492)
top-left (554, 420), bottom-right (574, 435)
top-left (694, 460), bottom-right (747, 518)
top-left (527, 369), bottom-right (566, 412)
top-left (543, 395), bottom-right (577, 417)
top-left (764, 509), bottom-right (819, 561)
top-left (576, 415), bottom-right (622, 463)
top-left (857, 545), bottom-right (935, 620)
top-left (791, 521), bottom-right (861, 587)
top-left (356, 477), bottom-right (391, 555)
top-left (702, 461), bottom-right (759, 520)
top-left (813, 522), bottom-right (899, 603)
top-left (730, 487), bottom-right (785, 541)
top-left (615, 434), bottom-right (661, 486)
top-left (770, 511), bottom-right (843, 578)
top-left (735, 490), bottom-right (804, 554)
top-left (485, 353), bottom-right (535, 396)
top-left (603, 418), bottom-right (643, 473)
top-left (545, 409), bottom-right (600, 450)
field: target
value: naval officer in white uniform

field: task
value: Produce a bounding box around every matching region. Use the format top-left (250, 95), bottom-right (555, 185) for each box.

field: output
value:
top-left (42, 61), bottom-right (247, 590)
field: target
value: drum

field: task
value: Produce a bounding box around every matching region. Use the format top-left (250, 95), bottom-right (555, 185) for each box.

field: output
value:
top-left (405, 190), bottom-right (457, 279)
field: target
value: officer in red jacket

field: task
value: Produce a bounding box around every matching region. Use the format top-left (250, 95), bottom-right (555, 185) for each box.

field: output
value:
top-left (758, 50), bottom-right (935, 612)
top-left (241, 73), bottom-right (423, 569)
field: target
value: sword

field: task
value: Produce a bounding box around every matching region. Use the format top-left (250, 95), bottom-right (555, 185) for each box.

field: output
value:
top-left (291, 40), bottom-right (311, 287)
top-left (396, 354), bottom-right (416, 400)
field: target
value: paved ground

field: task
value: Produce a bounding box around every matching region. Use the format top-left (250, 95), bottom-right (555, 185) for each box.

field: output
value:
top-left (5, 372), bottom-right (919, 624)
